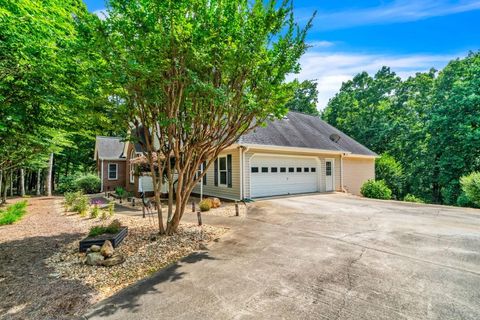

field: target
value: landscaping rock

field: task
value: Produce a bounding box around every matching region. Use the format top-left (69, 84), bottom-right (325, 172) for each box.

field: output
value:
top-left (101, 254), bottom-right (125, 267)
top-left (86, 252), bottom-right (105, 266)
top-left (100, 240), bottom-right (114, 258)
top-left (211, 197), bottom-right (221, 208)
top-left (90, 245), bottom-right (101, 252)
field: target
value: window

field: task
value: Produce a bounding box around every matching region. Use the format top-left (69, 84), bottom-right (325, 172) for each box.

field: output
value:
top-left (280, 167), bottom-right (286, 173)
top-left (288, 167), bottom-right (294, 173)
top-left (311, 167), bottom-right (316, 172)
top-left (304, 167), bottom-right (310, 172)
top-left (219, 156), bottom-right (227, 185)
top-left (129, 150), bottom-right (135, 183)
top-left (108, 163), bottom-right (118, 180)
top-left (261, 167), bottom-right (269, 173)
top-left (296, 167), bottom-right (302, 172)
top-left (251, 167), bottom-right (259, 173)
top-left (271, 167), bottom-right (278, 173)
top-left (326, 161), bottom-right (332, 176)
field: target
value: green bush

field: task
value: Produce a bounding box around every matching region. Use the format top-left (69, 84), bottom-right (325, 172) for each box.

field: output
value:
top-left (199, 199), bottom-right (211, 212)
top-left (90, 205), bottom-right (100, 218)
top-left (72, 194), bottom-right (90, 216)
top-left (115, 187), bottom-right (127, 199)
top-left (460, 172), bottom-right (480, 207)
top-left (360, 180), bottom-right (392, 200)
top-left (375, 153), bottom-right (404, 199)
top-left (75, 174), bottom-right (101, 194)
top-left (403, 194), bottom-right (424, 203)
top-left (58, 174), bottom-right (101, 194)
top-left (57, 175), bottom-right (80, 193)
top-left (0, 201), bottom-right (28, 225)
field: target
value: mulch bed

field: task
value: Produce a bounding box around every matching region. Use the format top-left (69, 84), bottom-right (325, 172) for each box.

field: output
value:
top-left (0, 196), bottom-right (227, 319)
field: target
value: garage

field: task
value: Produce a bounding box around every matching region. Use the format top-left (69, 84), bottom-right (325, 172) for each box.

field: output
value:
top-left (250, 155), bottom-right (319, 198)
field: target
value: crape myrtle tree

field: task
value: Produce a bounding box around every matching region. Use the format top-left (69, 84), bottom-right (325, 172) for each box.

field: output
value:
top-left (94, 0), bottom-right (313, 234)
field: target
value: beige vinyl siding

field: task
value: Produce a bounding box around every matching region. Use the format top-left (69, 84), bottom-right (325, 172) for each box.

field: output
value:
top-left (343, 157), bottom-right (375, 196)
top-left (243, 148), bottom-right (342, 199)
top-left (193, 148), bottom-right (241, 200)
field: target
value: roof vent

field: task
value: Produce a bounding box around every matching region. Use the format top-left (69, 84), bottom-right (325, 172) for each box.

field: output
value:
top-left (329, 133), bottom-right (341, 143)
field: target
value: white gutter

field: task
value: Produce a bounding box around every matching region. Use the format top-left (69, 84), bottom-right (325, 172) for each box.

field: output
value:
top-left (239, 147), bottom-right (243, 200)
top-left (200, 162), bottom-right (204, 200)
top-left (100, 159), bottom-right (104, 192)
top-left (239, 143), bottom-right (350, 156)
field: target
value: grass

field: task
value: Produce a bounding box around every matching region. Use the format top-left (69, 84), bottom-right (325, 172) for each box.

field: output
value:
top-left (89, 225), bottom-right (120, 237)
top-left (0, 200), bottom-right (28, 225)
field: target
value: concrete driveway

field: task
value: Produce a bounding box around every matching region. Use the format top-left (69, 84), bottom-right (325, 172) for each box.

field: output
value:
top-left (85, 193), bottom-right (480, 320)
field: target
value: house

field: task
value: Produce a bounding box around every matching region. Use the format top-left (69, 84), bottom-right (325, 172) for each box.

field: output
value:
top-left (94, 112), bottom-right (377, 199)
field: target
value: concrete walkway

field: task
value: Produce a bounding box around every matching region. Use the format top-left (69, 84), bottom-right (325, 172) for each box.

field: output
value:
top-left (85, 193), bottom-right (480, 320)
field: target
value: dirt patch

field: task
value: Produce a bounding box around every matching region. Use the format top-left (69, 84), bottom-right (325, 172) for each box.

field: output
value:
top-left (0, 196), bottom-right (227, 319)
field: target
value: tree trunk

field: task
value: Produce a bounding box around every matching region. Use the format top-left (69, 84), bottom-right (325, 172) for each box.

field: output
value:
top-left (0, 170), bottom-right (3, 199)
top-left (9, 170), bottom-right (13, 197)
top-left (36, 169), bottom-right (42, 196)
top-left (20, 168), bottom-right (25, 197)
top-left (46, 153), bottom-right (53, 196)
top-left (2, 171), bottom-right (8, 204)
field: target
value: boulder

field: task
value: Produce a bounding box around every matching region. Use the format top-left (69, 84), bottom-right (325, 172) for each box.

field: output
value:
top-left (100, 240), bottom-right (114, 258)
top-left (211, 197), bottom-right (221, 208)
top-left (86, 252), bottom-right (105, 266)
top-left (101, 254), bottom-right (125, 267)
top-left (90, 245), bottom-right (101, 252)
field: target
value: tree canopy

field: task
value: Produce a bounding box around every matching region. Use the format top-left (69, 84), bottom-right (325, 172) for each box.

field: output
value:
top-left (323, 52), bottom-right (480, 205)
top-left (285, 79), bottom-right (319, 116)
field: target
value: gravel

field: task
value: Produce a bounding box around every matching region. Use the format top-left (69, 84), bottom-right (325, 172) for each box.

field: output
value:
top-left (0, 196), bottom-right (227, 319)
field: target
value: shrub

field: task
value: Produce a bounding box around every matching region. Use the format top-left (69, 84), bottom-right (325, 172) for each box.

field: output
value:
top-left (72, 194), bottom-right (90, 216)
top-left (460, 172), bottom-right (480, 207)
top-left (360, 180), bottom-right (392, 200)
top-left (75, 174), bottom-right (101, 194)
top-left (199, 199), bottom-right (211, 212)
top-left (403, 194), bottom-right (424, 203)
top-left (115, 187), bottom-right (127, 199)
top-left (90, 205), bottom-right (100, 218)
top-left (375, 153), bottom-right (404, 199)
top-left (57, 175), bottom-right (80, 193)
top-left (0, 201), bottom-right (28, 225)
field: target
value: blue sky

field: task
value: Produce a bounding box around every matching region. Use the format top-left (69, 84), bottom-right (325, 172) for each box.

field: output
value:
top-left (83, 0), bottom-right (480, 109)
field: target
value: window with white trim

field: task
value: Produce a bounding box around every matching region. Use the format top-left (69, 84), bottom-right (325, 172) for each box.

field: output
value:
top-left (218, 156), bottom-right (227, 186)
top-left (108, 163), bottom-right (118, 180)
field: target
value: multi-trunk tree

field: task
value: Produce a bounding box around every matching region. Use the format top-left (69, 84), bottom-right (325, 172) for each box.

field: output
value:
top-left (93, 0), bottom-right (313, 234)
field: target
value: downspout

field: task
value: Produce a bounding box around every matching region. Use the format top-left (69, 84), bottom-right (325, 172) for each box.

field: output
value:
top-left (100, 159), bottom-right (104, 192)
top-left (340, 153), bottom-right (347, 193)
top-left (239, 146), bottom-right (243, 200)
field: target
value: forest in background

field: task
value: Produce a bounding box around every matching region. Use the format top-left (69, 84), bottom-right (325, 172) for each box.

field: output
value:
top-left (322, 52), bottom-right (480, 206)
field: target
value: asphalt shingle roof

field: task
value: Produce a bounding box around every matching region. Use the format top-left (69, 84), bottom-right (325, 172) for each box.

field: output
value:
top-left (238, 112), bottom-right (377, 156)
top-left (95, 136), bottom-right (126, 159)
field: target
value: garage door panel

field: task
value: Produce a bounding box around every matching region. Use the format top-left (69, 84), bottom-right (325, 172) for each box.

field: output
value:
top-left (250, 155), bottom-right (319, 198)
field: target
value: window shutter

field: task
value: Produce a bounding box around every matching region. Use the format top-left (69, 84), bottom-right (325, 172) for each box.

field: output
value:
top-left (214, 158), bottom-right (218, 186)
top-left (227, 154), bottom-right (232, 188)
top-left (203, 161), bottom-right (207, 185)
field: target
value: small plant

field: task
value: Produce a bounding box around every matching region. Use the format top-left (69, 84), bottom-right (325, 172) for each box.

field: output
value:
top-left (90, 205), bottom-right (100, 218)
top-left (64, 191), bottom-right (83, 210)
top-left (115, 187), bottom-right (127, 199)
top-left (0, 201), bottom-right (28, 225)
top-left (88, 220), bottom-right (123, 237)
top-left (108, 201), bottom-right (115, 217)
top-left (403, 194), bottom-right (424, 203)
top-left (360, 180), bottom-right (392, 200)
top-left (72, 194), bottom-right (90, 216)
top-left (199, 199), bottom-right (211, 212)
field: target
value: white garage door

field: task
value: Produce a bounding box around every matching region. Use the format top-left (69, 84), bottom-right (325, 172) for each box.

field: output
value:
top-left (250, 155), bottom-right (319, 198)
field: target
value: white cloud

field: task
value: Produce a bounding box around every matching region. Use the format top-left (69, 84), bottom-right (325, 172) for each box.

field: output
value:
top-left (302, 0), bottom-right (480, 30)
top-left (289, 51), bottom-right (457, 110)
top-left (307, 40), bottom-right (335, 48)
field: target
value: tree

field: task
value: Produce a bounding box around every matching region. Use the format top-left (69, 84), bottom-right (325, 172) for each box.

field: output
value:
top-left (94, 0), bottom-right (313, 234)
top-left (285, 79), bottom-right (319, 116)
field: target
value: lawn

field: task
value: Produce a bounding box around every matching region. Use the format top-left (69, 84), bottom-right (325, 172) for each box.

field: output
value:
top-left (0, 200), bottom-right (28, 225)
